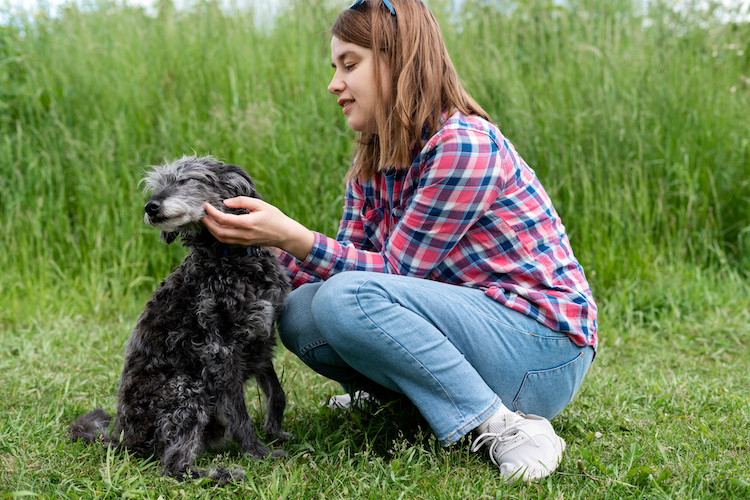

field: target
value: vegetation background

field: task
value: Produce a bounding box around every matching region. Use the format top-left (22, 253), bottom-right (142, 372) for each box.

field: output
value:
top-left (1, 0), bottom-right (748, 497)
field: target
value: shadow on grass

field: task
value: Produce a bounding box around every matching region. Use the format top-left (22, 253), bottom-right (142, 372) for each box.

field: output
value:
top-left (279, 393), bottom-right (435, 460)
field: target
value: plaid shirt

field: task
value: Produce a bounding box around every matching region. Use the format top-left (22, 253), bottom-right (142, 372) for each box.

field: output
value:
top-left (281, 111), bottom-right (597, 348)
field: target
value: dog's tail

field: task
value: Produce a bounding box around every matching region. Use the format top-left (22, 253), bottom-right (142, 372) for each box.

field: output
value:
top-left (68, 408), bottom-right (114, 444)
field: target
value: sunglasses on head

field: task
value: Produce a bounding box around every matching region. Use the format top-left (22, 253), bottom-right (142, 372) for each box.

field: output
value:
top-left (350, 0), bottom-right (396, 16)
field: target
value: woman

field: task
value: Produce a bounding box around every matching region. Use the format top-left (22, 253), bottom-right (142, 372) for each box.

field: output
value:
top-left (203, 0), bottom-right (597, 482)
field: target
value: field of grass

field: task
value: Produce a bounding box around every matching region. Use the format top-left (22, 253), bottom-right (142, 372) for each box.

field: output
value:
top-left (1, 0), bottom-right (749, 497)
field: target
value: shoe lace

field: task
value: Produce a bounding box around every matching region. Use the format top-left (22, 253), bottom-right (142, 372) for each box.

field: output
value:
top-left (470, 423), bottom-right (541, 466)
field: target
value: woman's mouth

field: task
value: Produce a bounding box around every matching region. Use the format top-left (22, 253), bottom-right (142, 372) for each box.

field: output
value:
top-left (339, 99), bottom-right (354, 115)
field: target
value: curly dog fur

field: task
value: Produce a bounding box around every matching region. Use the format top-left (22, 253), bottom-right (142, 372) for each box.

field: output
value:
top-left (69, 155), bottom-right (290, 483)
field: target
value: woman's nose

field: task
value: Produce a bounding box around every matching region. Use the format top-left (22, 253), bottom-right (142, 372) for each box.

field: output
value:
top-left (328, 73), bottom-right (344, 95)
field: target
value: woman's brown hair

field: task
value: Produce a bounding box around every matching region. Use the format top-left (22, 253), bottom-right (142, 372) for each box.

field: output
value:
top-left (332, 0), bottom-right (491, 180)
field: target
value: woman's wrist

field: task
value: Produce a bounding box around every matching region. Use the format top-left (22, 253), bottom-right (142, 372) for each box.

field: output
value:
top-left (280, 219), bottom-right (315, 261)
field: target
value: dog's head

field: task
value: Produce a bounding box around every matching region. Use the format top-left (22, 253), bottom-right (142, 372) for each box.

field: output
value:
top-left (141, 155), bottom-right (260, 244)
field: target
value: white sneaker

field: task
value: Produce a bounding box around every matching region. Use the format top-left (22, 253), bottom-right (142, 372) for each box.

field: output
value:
top-left (326, 390), bottom-right (378, 411)
top-left (470, 411), bottom-right (566, 482)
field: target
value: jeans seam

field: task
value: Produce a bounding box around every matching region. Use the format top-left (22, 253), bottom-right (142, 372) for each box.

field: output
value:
top-left (525, 330), bottom-right (572, 340)
top-left (298, 338), bottom-right (329, 359)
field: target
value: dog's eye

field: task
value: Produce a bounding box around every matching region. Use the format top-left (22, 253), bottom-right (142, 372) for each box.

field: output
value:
top-left (178, 178), bottom-right (194, 185)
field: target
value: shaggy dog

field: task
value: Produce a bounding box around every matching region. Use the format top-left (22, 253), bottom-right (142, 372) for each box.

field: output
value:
top-left (69, 155), bottom-right (290, 483)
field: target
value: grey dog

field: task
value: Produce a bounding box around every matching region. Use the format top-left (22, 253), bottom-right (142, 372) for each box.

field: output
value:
top-left (69, 155), bottom-right (290, 483)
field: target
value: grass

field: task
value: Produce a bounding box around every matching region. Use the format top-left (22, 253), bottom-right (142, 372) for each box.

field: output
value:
top-left (2, 268), bottom-right (748, 498)
top-left (1, 0), bottom-right (749, 497)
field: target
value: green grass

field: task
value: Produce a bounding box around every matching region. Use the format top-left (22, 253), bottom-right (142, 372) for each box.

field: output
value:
top-left (2, 268), bottom-right (748, 498)
top-left (1, 0), bottom-right (749, 497)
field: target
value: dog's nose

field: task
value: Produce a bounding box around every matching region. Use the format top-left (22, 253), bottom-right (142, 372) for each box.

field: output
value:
top-left (145, 200), bottom-right (161, 216)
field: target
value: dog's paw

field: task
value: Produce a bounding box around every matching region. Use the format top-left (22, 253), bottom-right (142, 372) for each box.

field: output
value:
top-left (267, 429), bottom-right (294, 443)
top-left (207, 467), bottom-right (246, 485)
top-left (241, 444), bottom-right (286, 461)
top-left (241, 442), bottom-right (273, 460)
top-left (175, 466), bottom-right (245, 485)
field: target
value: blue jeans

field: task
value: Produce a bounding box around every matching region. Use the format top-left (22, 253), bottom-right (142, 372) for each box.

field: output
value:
top-left (278, 271), bottom-right (594, 446)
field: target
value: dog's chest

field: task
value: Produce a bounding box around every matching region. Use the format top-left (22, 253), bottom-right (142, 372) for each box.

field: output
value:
top-left (140, 259), bottom-right (273, 339)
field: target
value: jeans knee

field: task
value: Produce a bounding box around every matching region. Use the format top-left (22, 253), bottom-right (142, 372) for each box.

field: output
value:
top-left (276, 318), bottom-right (297, 354)
top-left (311, 272), bottom-right (357, 320)
top-left (309, 272), bottom-right (372, 348)
top-left (277, 317), bottom-right (300, 358)
top-left (277, 282), bottom-right (322, 356)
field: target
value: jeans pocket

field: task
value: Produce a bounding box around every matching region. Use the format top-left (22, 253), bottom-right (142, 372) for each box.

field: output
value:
top-left (512, 351), bottom-right (590, 419)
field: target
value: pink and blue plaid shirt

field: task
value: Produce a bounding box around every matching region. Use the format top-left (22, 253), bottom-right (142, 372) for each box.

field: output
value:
top-left (281, 111), bottom-right (597, 348)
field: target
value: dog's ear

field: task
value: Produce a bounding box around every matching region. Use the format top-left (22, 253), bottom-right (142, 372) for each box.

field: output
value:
top-left (161, 231), bottom-right (178, 244)
top-left (224, 164), bottom-right (261, 200)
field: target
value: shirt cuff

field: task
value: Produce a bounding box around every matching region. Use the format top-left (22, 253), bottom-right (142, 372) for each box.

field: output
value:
top-left (297, 231), bottom-right (338, 279)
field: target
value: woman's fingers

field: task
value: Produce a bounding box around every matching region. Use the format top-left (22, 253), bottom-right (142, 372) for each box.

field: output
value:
top-left (202, 202), bottom-right (250, 244)
top-left (201, 197), bottom-right (314, 260)
top-left (204, 197), bottom-right (261, 225)
top-left (202, 215), bottom-right (245, 245)
top-left (202, 198), bottom-right (277, 247)
top-left (221, 196), bottom-right (266, 210)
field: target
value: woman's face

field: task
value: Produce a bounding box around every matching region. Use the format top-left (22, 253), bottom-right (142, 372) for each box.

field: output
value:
top-left (328, 36), bottom-right (391, 135)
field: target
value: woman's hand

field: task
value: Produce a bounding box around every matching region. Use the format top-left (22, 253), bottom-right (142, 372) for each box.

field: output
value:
top-left (202, 197), bottom-right (315, 261)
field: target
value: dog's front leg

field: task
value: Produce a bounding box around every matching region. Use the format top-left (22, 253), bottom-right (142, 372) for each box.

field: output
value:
top-left (160, 411), bottom-right (248, 484)
top-left (161, 422), bottom-right (205, 480)
top-left (220, 384), bottom-right (284, 459)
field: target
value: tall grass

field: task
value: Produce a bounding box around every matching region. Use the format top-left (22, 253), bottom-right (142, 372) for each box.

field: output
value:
top-left (1, 0), bottom-right (748, 325)
top-left (1, 1), bottom-right (749, 498)
top-left (446, 0), bottom-right (750, 284)
top-left (0, 0), bottom-right (351, 323)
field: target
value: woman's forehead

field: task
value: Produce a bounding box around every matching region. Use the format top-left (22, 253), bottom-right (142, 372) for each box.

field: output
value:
top-left (331, 36), bottom-right (371, 60)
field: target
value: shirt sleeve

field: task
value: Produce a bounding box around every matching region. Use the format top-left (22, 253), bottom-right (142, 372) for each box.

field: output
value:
top-left (296, 127), bottom-right (507, 280)
top-left (277, 250), bottom-right (321, 288)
